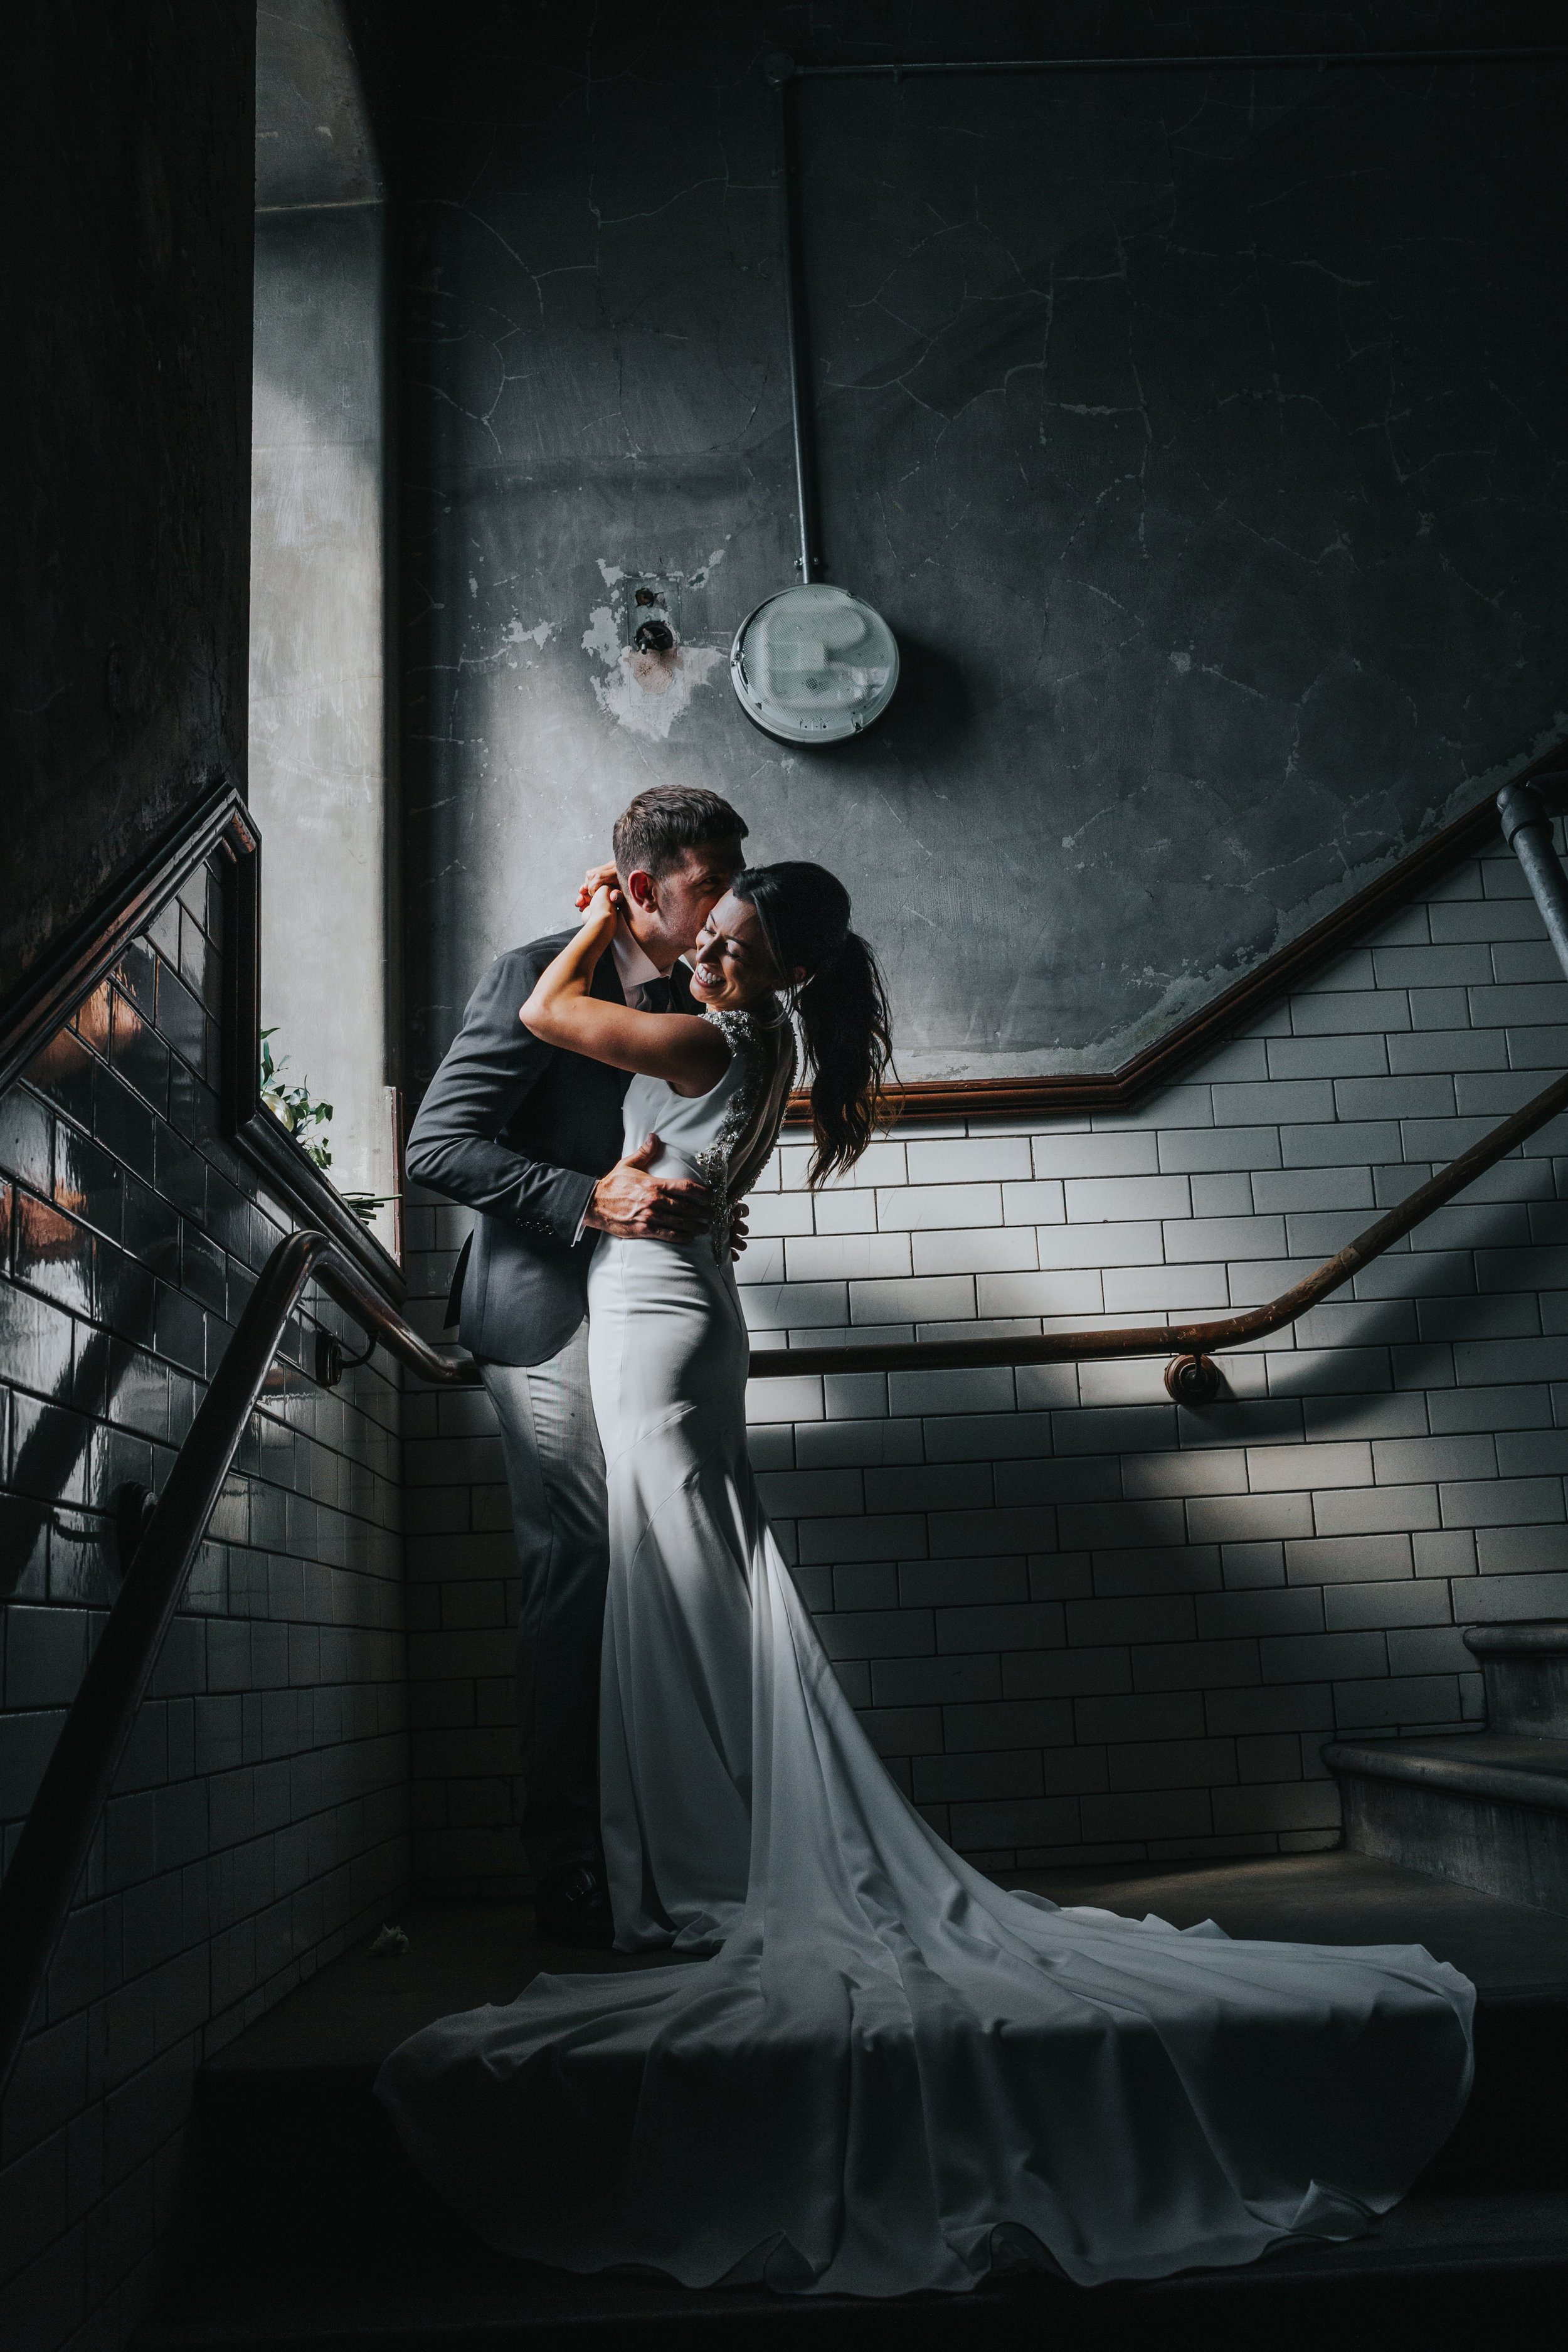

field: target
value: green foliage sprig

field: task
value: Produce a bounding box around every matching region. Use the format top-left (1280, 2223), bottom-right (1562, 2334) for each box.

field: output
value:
top-left (260, 1029), bottom-right (334, 1170)
top-left (341, 1192), bottom-right (398, 1228)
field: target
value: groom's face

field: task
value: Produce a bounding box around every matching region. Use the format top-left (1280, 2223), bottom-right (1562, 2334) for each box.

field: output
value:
top-left (627, 839), bottom-right (744, 960)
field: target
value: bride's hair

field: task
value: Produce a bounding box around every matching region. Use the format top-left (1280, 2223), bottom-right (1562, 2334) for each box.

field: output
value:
top-left (731, 862), bottom-right (893, 1186)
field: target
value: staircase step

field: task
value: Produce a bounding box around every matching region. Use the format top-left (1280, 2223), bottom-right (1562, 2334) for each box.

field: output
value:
top-left (134, 1859), bottom-right (1568, 2352)
top-left (134, 2191), bottom-right (1568, 2352)
top-left (1325, 1732), bottom-right (1568, 1814)
top-left (1464, 1619), bottom-right (1568, 1738)
top-left (1324, 1734), bottom-right (1568, 1915)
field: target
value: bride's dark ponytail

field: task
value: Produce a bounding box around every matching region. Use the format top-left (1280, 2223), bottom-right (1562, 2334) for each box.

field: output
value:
top-left (731, 863), bottom-right (893, 1186)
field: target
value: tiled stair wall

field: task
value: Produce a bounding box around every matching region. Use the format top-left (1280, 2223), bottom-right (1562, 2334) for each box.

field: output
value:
top-left (0, 853), bottom-right (410, 2351)
top-left (402, 824), bottom-right (1568, 1896)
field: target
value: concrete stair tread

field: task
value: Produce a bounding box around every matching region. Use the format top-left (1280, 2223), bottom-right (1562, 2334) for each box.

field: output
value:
top-left (132, 2191), bottom-right (1568, 2349)
top-left (1463, 1620), bottom-right (1568, 1655)
top-left (1324, 1734), bottom-right (1568, 1814)
top-left (1460, 1621), bottom-right (1568, 1740)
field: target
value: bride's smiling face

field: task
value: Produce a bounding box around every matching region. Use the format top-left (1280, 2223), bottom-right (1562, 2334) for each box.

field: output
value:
top-left (688, 893), bottom-right (784, 1012)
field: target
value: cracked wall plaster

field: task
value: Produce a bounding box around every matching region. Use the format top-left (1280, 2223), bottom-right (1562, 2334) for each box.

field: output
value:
top-left (368, 2), bottom-right (1568, 1087)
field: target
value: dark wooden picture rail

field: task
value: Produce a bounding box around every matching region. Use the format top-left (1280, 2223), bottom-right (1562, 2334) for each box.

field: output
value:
top-left (4, 748), bottom-right (1564, 1165)
top-left (784, 741), bottom-right (1568, 1126)
top-left (0, 776), bottom-right (405, 1300)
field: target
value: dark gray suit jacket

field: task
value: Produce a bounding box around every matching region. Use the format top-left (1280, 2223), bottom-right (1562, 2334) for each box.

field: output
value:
top-left (405, 931), bottom-right (690, 1367)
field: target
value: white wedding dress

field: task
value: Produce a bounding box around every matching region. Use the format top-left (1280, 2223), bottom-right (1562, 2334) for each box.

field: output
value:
top-left (378, 1015), bottom-right (1476, 2297)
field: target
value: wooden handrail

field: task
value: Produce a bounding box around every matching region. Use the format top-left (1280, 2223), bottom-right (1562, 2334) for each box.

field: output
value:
top-left (748, 1064), bottom-right (1568, 1386)
top-left (0, 1232), bottom-right (475, 2104)
top-left (753, 777), bottom-right (1568, 1386)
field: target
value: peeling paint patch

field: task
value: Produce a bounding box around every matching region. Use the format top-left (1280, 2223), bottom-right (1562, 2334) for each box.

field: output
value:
top-left (581, 605), bottom-right (622, 665)
top-left (583, 568), bottom-right (723, 737)
top-left (462, 615), bottom-right (558, 673)
top-left (590, 636), bottom-right (724, 739)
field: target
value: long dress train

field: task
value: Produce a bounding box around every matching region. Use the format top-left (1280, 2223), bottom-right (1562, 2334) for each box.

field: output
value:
top-left (378, 1019), bottom-right (1475, 2296)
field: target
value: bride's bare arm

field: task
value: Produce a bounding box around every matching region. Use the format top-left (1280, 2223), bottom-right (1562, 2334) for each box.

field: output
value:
top-left (520, 886), bottom-right (731, 1097)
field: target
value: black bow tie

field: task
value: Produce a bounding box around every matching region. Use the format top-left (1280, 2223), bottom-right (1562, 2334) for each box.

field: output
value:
top-left (642, 976), bottom-right (673, 1014)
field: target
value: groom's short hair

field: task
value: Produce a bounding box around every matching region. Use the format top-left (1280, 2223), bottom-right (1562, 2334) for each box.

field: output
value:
top-left (613, 787), bottom-right (747, 881)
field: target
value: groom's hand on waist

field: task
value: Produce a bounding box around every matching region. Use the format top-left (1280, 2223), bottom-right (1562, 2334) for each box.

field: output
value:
top-left (583, 1135), bottom-right (712, 1241)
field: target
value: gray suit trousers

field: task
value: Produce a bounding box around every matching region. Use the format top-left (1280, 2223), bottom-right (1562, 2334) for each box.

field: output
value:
top-left (480, 1323), bottom-right (608, 1887)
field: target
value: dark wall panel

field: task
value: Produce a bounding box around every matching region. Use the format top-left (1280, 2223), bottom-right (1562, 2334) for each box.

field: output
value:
top-left (358, 1), bottom-right (1568, 1090)
top-left (799, 57), bottom-right (1568, 1074)
top-left (1, 2), bottom-right (255, 1002)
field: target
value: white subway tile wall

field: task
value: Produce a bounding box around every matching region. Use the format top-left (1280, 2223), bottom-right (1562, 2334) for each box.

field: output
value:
top-left (402, 834), bottom-right (1568, 1888)
top-left (0, 856), bottom-right (408, 2347)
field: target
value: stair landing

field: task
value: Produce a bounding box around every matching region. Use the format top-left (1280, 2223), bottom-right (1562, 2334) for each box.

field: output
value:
top-left (200, 1850), bottom-right (1568, 2080)
top-left (137, 1856), bottom-right (1568, 2352)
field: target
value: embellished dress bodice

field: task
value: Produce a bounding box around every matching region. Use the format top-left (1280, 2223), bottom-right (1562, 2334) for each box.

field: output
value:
top-left (619, 1007), bottom-right (792, 1259)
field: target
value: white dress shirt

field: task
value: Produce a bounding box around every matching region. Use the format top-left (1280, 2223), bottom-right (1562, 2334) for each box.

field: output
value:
top-left (611, 923), bottom-right (669, 1009)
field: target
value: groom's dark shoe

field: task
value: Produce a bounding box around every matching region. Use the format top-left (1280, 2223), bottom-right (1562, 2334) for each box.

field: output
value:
top-left (535, 1860), bottom-right (615, 1950)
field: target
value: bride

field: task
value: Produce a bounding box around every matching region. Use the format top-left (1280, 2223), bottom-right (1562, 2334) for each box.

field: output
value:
top-left (378, 861), bottom-right (1475, 2297)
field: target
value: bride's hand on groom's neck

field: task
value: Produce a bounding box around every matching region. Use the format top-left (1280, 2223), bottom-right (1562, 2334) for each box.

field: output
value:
top-left (579, 882), bottom-right (623, 936)
top-left (576, 859), bottom-right (620, 912)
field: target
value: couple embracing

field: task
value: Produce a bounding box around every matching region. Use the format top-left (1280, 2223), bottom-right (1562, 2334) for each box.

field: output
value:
top-left (383, 785), bottom-right (1475, 2298)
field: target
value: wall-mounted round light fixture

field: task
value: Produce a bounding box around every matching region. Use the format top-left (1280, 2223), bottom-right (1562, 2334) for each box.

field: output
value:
top-left (733, 65), bottom-right (901, 751)
top-left (730, 583), bottom-right (900, 744)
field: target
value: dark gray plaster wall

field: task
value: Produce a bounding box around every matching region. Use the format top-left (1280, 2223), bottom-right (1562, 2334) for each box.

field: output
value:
top-left (358, 1), bottom-right (1568, 1088)
top-left (257, 0), bottom-right (383, 212)
top-left (250, 196), bottom-right (395, 1242)
top-left (800, 54), bottom-right (1568, 1073)
top-left (1, 4), bottom-right (255, 1004)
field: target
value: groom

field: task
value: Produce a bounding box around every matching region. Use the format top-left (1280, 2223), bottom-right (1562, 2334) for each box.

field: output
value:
top-left (405, 785), bottom-right (750, 1946)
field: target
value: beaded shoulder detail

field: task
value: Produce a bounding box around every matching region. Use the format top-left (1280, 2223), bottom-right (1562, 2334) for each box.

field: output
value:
top-left (692, 1008), bottom-right (776, 1263)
